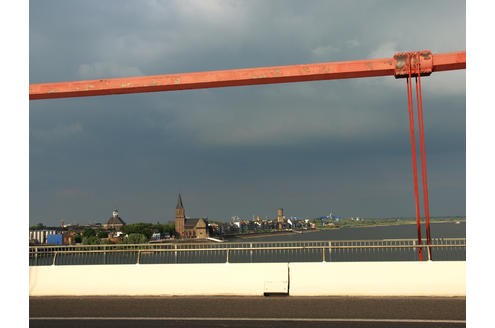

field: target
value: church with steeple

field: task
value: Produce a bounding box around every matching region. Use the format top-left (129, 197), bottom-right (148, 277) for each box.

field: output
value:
top-left (175, 194), bottom-right (208, 239)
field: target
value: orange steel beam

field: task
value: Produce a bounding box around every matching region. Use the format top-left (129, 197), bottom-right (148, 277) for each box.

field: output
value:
top-left (29, 50), bottom-right (465, 100)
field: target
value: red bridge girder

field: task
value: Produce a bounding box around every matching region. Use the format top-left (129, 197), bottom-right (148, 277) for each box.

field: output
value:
top-left (29, 50), bottom-right (465, 100)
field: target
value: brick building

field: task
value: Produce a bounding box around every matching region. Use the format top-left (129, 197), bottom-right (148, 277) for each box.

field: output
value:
top-left (175, 194), bottom-right (208, 239)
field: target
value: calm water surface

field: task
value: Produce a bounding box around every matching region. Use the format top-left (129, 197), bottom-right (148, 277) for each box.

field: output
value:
top-left (227, 222), bottom-right (466, 242)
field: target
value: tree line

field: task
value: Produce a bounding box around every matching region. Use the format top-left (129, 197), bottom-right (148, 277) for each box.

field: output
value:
top-left (30, 222), bottom-right (176, 245)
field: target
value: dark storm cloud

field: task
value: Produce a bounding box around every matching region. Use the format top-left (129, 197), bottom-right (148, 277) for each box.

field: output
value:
top-left (29, 0), bottom-right (465, 225)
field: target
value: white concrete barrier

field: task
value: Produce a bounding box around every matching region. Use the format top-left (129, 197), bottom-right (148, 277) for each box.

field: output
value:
top-left (288, 261), bottom-right (465, 297)
top-left (29, 261), bottom-right (465, 297)
top-left (29, 263), bottom-right (289, 296)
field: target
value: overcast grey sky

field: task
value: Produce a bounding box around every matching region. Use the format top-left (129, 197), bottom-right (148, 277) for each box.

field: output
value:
top-left (29, 0), bottom-right (466, 225)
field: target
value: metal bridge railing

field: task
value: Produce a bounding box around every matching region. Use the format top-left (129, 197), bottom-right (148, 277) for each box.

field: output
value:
top-left (29, 238), bottom-right (466, 266)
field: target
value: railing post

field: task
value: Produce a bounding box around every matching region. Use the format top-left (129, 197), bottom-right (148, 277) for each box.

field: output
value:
top-left (137, 250), bottom-right (141, 264)
top-left (35, 247), bottom-right (38, 266)
top-left (322, 244), bottom-right (326, 262)
top-left (328, 241), bottom-right (332, 262)
top-left (250, 243), bottom-right (253, 263)
top-left (52, 251), bottom-right (57, 266)
top-left (175, 244), bottom-right (178, 264)
top-left (226, 249), bottom-right (230, 263)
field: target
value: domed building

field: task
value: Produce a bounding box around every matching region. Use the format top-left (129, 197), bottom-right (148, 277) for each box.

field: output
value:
top-left (104, 209), bottom-right (126, 230)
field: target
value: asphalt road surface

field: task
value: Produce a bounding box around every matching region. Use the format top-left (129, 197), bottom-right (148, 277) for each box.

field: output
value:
top-left (30, 296), bottom-right (466, 328)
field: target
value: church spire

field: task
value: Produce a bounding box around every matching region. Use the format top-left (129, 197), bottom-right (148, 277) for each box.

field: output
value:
top-left (176, 193), bottom-right (184, 209)
top-left (175, 193), bottom-right (185, 237)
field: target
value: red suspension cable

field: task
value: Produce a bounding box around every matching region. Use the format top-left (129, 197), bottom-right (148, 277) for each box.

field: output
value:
top-left (415, 56), bottom-right (433, 260)
top-left (406, 68), bottom-right (423, 261)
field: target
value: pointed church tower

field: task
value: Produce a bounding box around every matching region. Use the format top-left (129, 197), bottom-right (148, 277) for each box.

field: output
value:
top-left (175, 194), bottom-right (185, 237)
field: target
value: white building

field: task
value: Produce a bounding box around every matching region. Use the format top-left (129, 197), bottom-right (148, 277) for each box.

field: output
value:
top-left (29, 229), bottom-right (57, 244)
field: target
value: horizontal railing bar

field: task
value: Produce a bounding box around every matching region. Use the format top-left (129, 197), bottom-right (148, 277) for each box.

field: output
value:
top-left (29, 238), bottom-right (465, 250)
top-left (30, 244), bottom-right (465, 255)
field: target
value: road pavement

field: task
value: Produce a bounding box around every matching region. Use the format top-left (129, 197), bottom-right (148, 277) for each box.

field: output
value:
top-left (30, 296), bottom-right (466, 328)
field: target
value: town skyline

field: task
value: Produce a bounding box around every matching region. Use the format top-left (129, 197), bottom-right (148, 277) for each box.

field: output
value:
top-left (29, 192), bottom-right (465, 228)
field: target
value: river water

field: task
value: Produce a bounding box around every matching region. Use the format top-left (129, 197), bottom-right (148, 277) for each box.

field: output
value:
top-left (226, 222), bottom-right (466, 242)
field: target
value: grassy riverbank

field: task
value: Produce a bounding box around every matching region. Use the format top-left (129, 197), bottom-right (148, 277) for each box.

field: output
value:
top-left (319, 217), bottom-right (465, 230)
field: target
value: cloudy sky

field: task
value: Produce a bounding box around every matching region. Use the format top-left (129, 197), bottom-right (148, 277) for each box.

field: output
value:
top-left (29, 0), bottom-right (466, 225)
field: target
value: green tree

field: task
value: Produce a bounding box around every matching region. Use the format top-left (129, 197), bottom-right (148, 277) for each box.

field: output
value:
top-left (97, 230), bottom-right (109, 239)
top-left (30, 223), bottom-right (45, 230)
top-left (74, 233), bottom-right (82, 243)
top-left (121, 223), bottom-right (155, 239)
top-left (163, 223), bottom-right (175, 235)
top-left (82, 228), bottom-right (96, 238)
top-left (82, 236), bottom-right (100, 245)
top-left (151, 223), bottom-right (164, 234)
top-left (123, 233), bottom-right (148, 244)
